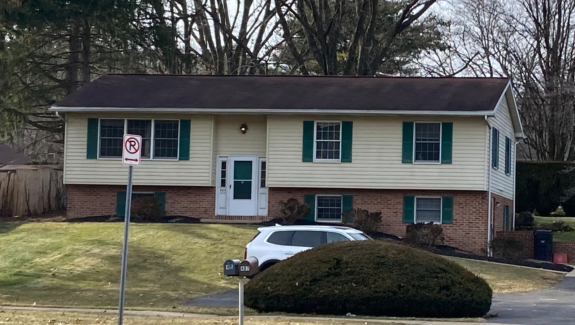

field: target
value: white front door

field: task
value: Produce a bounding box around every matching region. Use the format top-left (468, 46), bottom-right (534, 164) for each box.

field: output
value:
top-left (228, 156), bottom-right (258, 216)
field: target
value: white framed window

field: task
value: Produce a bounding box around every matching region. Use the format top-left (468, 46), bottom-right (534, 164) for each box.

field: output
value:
top-left (316, 195), bottom-right (342, 222)
top-left (314, 121), bottom-right (342, 162)
top-left (415, 197), bottom-right (442, 224)
top-left (414, 122), bottom-right (441, 163)
top-left (98, 119), bottom-right (179, 160)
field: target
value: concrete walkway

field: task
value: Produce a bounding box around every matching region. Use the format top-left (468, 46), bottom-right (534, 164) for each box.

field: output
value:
top-left (0, 306), bottom-right (512, 325)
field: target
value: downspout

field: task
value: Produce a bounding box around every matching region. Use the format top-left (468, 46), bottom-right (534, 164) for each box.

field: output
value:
top-left (513, 140), bottom-right (519, 230)
top-left (486, 116), bottom-right (493, 256)
top-left (55, 111), bottom-right (66, 122)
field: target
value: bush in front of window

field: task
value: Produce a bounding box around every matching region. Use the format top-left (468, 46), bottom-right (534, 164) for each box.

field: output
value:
top-left (342, 208), bottom-right (382, 234)
top-left (404, 222), bottom-right (445, 247)
top-left (131, 197), bottom-right (163, 222)
top-left (244, 240), bottom-right (492, 318)
top-left (515, 211), bottom-right (534, 230)
top-left (278, 198), bottom-right (310, 225)
top-left (489, 237), bottom-right (524, 260)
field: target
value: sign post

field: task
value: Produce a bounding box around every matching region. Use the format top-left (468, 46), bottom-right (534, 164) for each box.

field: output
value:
top-left (118, 134), bottom-right (141, 325)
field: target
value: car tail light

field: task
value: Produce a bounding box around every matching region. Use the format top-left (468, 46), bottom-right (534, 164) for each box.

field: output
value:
top-left (244, 247), bottom-right (247, 260)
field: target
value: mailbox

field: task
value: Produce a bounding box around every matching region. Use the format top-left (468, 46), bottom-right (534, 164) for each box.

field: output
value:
top-left (239, 256), bottom-right (259, 277)
top-left (223, 259), bottom-right (241, 276)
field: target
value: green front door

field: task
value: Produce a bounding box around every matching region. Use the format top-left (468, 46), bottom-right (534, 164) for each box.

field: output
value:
top-left (229, 157), bottom-right (257, 216)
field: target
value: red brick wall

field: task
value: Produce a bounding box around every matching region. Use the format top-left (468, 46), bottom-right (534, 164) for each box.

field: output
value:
top-left (495, 230), bottom-right (534, 259)
top-left (554, 242), bottom-right (575, 263)
top-left (268, 188), bottom-right (489, 254)
top-left (67, 184), bottom-right (215, 218)
top-left (492, 193), bottom-right (514, 233)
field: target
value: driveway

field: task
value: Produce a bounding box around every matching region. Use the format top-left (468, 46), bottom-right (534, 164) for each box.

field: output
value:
top-left (488, 277), bottom-right (575, 325)
top-left (187, 276), bottom-right (575, 325)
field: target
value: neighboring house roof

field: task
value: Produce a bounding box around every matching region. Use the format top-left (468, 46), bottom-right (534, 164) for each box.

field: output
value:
top-left (0, 144), bottom-right (32, 167)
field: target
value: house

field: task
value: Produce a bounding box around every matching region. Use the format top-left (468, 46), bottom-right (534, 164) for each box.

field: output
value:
top-left (50, 74), bottom-right (523, 254)
top-left (0, 143), bottom-right (32, 167)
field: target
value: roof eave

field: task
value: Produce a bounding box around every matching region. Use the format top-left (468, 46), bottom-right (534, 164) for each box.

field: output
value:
top-left (49, 106), bottom-right (496, 116)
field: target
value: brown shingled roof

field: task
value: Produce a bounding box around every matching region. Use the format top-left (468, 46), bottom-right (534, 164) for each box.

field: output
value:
top-left (52, 74), bottom-right (510, 113)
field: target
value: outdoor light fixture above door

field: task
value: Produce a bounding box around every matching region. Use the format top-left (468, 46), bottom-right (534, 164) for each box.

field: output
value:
top-left (240, 123), bottom-right (248, 134)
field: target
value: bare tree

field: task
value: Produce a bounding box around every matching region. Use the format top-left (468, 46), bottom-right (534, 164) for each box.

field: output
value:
top-left (427, 0), bottom-right (575, 161)
top-left (274, 0), bottom-right (440, 75)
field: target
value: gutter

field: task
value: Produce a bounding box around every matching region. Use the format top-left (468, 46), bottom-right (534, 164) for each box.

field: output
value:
top-left (48, 106), bottom-right (498, 116)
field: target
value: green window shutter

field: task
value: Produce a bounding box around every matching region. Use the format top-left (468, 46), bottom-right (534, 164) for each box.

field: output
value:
top-left (179, 120), bottom-right (191, 161)
top-left (342, 195), bottom-right (353, 214)
top-left (154, 192), bottom-right (166, 216)
top-left (302, 121), bottom-right (314, 162)
top-left (403, 196), bottom-right (415, 223)
top-left (505, 137), bottom-right (511, 175)
top-left (442, 196), bottom-right (453, 224)
top-left (492, 128), bottom-right (499, 168)
top-left (87, 118), bottom-right (99, 159)
top-left (304, 194), bottom-right (316, 221)
top-left (116, 191), bottom-right (127, 217)
top-left (402, 122), bottom-right (414, 163)
top-left (341, 121), bottom-right (353, 163)
top-left (441, 122), bottom-right (453, 164)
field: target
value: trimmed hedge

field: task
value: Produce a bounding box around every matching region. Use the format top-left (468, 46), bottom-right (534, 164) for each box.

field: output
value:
top-left (517, 162), bottom-right (575, 216)
top-left (245, 241), bottom-right (492, 318)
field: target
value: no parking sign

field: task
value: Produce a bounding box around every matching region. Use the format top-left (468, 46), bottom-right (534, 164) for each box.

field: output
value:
top-left (122, 134), bottom-right (142, 166)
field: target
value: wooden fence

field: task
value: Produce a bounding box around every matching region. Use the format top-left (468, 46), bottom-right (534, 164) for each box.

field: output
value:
top-left (0, 165), bottom-right (65, 217)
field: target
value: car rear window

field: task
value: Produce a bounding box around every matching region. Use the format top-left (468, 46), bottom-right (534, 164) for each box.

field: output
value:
top-left (249, 231), bottom-right (261, 243)
top-left (291, 231), bottom-right (324, 247)
top-left (349, 233), bottom-right (371, 241)
top-left (267, 231), bottom-right (294, 245)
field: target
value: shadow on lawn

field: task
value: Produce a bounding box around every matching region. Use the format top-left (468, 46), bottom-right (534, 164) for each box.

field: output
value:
top-left (0, 239), bottom-right (233, 309)
top-left (0, 222), bottom-right (21, 234)
top-left (163, 223), bottom-right (258, 242)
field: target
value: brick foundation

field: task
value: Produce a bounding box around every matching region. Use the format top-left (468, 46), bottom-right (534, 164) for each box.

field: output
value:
top-left (268, 188), bottom-right (489, 255)
top-left (67, 184), bottom-right (497, 255)
top-left (67, 184), bottom-right (215, 218)
top-left (491, 193), bottom-right (514, 233)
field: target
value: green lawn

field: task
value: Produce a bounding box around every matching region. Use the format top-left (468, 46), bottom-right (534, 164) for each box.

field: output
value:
top-left (0, 222), bottom-right (566, 311)
top-left (0, 310), bottom-right (412, 325)
top-left (533, 216), bottom-right (575, 241)
top-left (0, 222), bottom-right (257, 309)
top-left (444, 257), bottom-right (564, 293)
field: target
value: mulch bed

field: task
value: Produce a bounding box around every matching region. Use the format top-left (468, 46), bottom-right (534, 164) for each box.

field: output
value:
top-left (260, 218), bottom-right (574, 273)
top-left (66, 215), bottom-right (201, 223)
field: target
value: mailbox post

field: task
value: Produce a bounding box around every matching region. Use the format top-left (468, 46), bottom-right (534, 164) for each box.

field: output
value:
top-left (223, 257), bottom-right (259, 325)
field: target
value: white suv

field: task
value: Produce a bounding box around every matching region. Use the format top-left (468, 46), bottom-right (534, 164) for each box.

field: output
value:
top-left (244, 225), bottom-right (371, 272)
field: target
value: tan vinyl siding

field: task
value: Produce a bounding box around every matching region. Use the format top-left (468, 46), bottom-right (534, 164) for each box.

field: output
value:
top-left (267, 115), bottom-right (487, 190)
top-left (488, 97), bottom-right (515, 199)
top-left (64, 113), bottom-right (213, 186)
top-left (214, 115), bottom-right (267, 156)
top-left (210, 115), bottom-right (267, 185)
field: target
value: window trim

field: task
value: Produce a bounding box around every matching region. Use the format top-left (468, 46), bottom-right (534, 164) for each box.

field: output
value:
top-left (259, 158), bottom-right (267, 188)
top-left (505, 136), bottom-right (511, 176)
top-left (97, 118), bottom-right (180, 160)
top-left (413, 122), bottom-right (442, 165)
top-left (315, 194), bottom-right (343, 223)
top-left (414, 196), bottom-right (443, 224)
top-left (492, 128), bottom-right (499, 170)
top-left (313, 121), bottom-right (342, 163)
